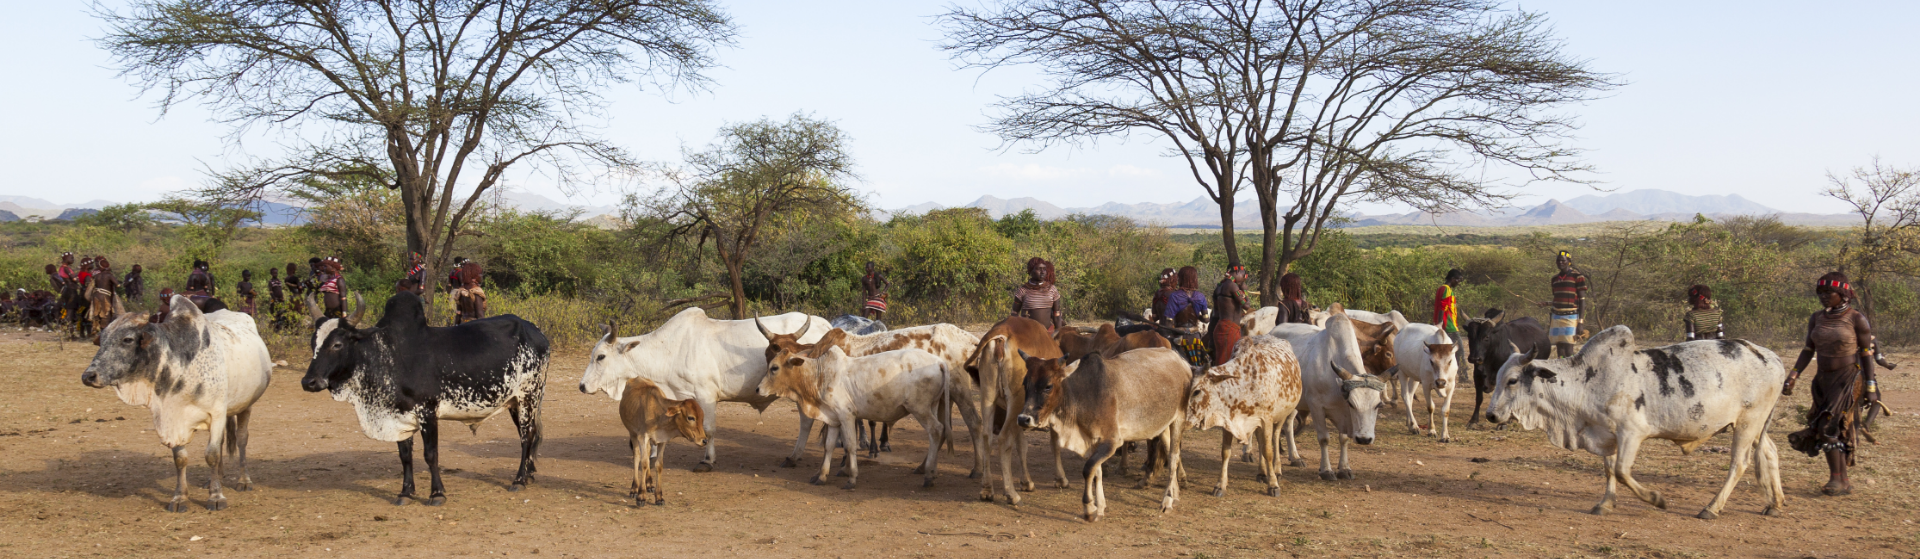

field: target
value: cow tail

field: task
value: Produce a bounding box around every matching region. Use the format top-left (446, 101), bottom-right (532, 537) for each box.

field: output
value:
top-left (941, 363), bottom-right (955, 453)
top-left (223, 415), bottom-right (239, 459)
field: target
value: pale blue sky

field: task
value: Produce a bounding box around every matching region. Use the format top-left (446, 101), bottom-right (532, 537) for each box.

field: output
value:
top-left (2, 1), bottom-right (1915, 214)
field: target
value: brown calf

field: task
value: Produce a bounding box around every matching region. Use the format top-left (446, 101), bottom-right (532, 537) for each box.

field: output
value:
top-left (970, 316), bottom-right (1068, 505)
top-left (1017, 347), bottom-right (1190, 521)
top-left (1057, 324), bottom-right (1174, 363)
top-left (619, 378), bottom-right (709, 506)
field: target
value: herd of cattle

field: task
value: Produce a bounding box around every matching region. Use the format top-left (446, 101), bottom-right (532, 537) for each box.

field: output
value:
top-left (77, 293), bottom-right (1790, 522)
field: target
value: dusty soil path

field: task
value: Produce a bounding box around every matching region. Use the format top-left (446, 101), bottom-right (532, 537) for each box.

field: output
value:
top-left (1, 328), bottom-right (1916, 558)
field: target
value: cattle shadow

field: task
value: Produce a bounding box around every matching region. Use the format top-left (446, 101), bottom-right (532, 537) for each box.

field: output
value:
top-left (3, 448), bottom-right (419, 506)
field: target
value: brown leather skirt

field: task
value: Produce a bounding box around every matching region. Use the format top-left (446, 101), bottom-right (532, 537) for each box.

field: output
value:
top-left (1788, 365), bottom-right (1862, 459)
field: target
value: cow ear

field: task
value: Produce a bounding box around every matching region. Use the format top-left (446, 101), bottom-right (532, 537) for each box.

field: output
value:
top-left (619, 340), bottom-right (640, 353)
top-left (137, 329), bottom-right (152, 349)
top-left (786, 357), bottom-right (804, 368)
top-left (1536, 369), bottom-right (1557, 381)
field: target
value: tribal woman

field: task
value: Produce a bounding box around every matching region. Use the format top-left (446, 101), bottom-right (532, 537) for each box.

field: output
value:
top-left (1147, 268), bottom-right (1176, 326)
top-left (1011, 257), bottom-right (1063, 334)
top-left (1682, 284), bottom-right (1724, 341)
top-left (317, 257), bottom-right (346, 319)
top-left (1784, 272), bottom-right (1880, 496)
top-left (1277, 273), bottom-right (1312, 325)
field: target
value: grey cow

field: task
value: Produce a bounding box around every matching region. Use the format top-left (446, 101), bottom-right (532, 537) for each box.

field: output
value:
top-left (1485, 326), bottom-right (1788, 519)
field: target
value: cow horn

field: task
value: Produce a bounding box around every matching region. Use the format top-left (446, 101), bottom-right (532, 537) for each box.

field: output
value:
top-left (304, 293), bottom-right (323, 320)
top-left (791, 316), bottom-right (812, 340)
top-left (347, 292), bottom-right (367, 325)
top-left (1331, 362), bottom-right (1356, 381)
top-left (753, 317), bottom-right (774, 341)
top-left (601, 322), bottom-right (615, 341)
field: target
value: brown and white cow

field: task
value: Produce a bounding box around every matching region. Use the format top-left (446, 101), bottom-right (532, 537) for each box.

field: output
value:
top-left (757, 320), bottom-right (985, 475)
top-left (618, 377), bottom-right (709, 506)
top-left (968, 316), bottom-right (1068, 504)
top-left (758, 346), bottom-right (950, 489)
top-left (1017, 347), bottom-right (1190, 521)
top-left (1188, 335), bottom-right (1303, 497)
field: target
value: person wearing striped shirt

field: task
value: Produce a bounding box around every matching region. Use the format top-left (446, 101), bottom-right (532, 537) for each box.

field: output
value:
top-left (1683, 284), bottom-right (1724, 341)
top-left (1538, 250), bottom-right (1587, 358)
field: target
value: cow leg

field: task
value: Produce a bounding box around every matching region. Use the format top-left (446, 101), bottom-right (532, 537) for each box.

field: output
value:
top-left (1593, 455), bottom-right (1619, 515)
top-left (393, 438), bottom-right (416, 506)
top-left (695, 397), bottom-right (719, 472)
top-left (1161, 423), bottom-right (1183, 512)
top-left (855, 421), bottom-right (872, 453)
top-left (880, 422), bottom-right (893, 453)
top-left (1436, 385), bottom-right (1456, 443)
top-left (1261, 419), bottom-right (1282, 497)
top-left (952, 378), bottom-right (987, 480)
top-left (1467, 366), bottom-right (1489, 427)
top-left (508, 397), bottom-right (541, 489)
top-left (1335, 431), bottom-right (1355, 480)
top-left (919, 412), bottom-right (942, 488)
top-left (1313, 412), bottom-right (1336, 481)
top-left (1284, 412), bottom-right (1307, 467)
top-left (839, 419), bottom-right (862, 490)
top-left (641, 432), bottom-right (656, 507)
top-left (1401, 377), bottom-right (1423, 435)
top-left (203, 416), bottom-right (229, 511)
top-left (813, 424), bottom-right (839, 485)
top-left (421, 414), bottom-right (446, 506)
top-left (650, 441), bottom-right (668, 506)
top-left (1700, 421), bottom-right (1765, 520)
top-left (231, 409), bottom-right (253, 491)
top-left (1756, 435), bottom-right (1785, 516)
top-left (1611, 435), bottom-right (1664, 511)
top-left (165, 445), bottom-right (191, 513)
top-left (1214, 430), bottom-right (1233, 497)
top-left (783, 414), bottom-right (815, 468)
top-left (1081, 440), bottom-right (1117, 522)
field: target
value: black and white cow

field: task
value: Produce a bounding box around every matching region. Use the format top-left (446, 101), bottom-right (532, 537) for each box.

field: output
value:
top-left (1485, 326), bottom-right (1788, 519)
top-left (1462, 311), bottom-right (1550, 427)
top-left (302, 292), bottom-right (549, 506)
top-left (82, 296), bottom-right (273, 511)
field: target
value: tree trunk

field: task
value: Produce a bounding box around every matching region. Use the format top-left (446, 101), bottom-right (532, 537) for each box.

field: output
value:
top-left (1217, 190), bottom-right (1240, 269)
top-left (724, 253), bottom-right (748, 320)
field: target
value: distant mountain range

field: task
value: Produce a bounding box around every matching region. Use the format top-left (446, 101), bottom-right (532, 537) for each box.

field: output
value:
top-left (890, 189), bottom-right (1858, 228)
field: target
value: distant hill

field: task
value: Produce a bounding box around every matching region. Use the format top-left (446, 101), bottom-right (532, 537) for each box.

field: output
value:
top-left (0, 210), bottom-right (17, 223)
top-left (894, 189), bottom-right (1855, 228)
top-left (53, 208), bottom-right (99, 221)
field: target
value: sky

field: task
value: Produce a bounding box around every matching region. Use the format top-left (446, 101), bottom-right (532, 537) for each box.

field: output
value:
top-left (2, 1), bottom-right (1916, 215)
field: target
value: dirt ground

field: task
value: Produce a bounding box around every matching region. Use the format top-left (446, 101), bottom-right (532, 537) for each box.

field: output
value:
top-left (2, 326), bottom-right (1917, 558)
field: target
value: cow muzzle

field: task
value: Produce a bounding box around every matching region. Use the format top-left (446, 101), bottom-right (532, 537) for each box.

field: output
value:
top-left (300, 377), bottom-right (329, 392)
top-left (81, 370), bottom-right (103, 388)
top-left (1016, 414), bottom-right (1036, 429)
top-left (578, 382), bottom-right (589, 394)
top-left (1354, 436), bottom-right (1374, 445)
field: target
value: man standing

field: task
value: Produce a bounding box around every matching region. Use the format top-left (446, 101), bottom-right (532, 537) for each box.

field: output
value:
top-left (404, 252), bottom-right (428, 296)
top-left (122, 264), bottom-right (145, 303)
top-left (1542, 251), bottom-right (1587, 358)
top-left (1210, 265), bottom-right (1254, 365)
top-left (1433, 268), bottom-right (1469, 383)
top-left (860, 261), bottom-right (888, 321)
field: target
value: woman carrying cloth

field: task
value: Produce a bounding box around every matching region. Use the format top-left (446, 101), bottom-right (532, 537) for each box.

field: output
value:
top-left (1784, 272), bottom-right (1882, 496)
top-left (1011, 257), bottom-right (1063, 335)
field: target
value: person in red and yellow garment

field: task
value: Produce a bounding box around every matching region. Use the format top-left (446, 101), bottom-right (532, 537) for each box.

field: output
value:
top-left (1784, 272), bottom-right (1880, 497)
top-left (1209, 265), bottom-right (1253, 365)
top-left (1432, 268), bottom-right (1469, 383)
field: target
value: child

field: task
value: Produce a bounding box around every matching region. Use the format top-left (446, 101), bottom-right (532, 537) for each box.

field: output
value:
top-left (1682, 284), bottom-right (1723, 341)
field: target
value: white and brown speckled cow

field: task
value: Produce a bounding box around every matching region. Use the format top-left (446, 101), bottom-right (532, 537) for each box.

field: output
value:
top-left (1188, 335), bottom-right (1303, 497)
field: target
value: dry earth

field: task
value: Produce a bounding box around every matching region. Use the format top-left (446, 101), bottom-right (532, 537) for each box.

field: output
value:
top-left (1, 326), bottom-right (1916, 558)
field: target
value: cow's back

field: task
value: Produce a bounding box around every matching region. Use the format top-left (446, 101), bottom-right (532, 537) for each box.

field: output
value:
top-left (1096, 348), bottom-right (1191, 439)
top-left (203, 310), bottom-right (273, 412)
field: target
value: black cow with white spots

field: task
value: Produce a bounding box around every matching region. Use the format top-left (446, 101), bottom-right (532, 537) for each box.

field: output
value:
top-left (1485, 326), bottom-right (1787, 520)
top-left (302, 292), bottom-right (549, 506)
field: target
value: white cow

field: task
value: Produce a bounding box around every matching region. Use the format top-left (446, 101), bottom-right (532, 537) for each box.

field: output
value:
top-left (1187, 335), bottom-right (1303, 497)
top-left (1268, 305), bottom-right (1387, 481)
top-left (579, 308), bottom-right (830, 470)
top-left (1390, 323), bottom-right (1460, 442)
top-left (759, 347), bottom-right (950, 489)
top-left (757, 321), bottom-right (985, 476)
top-left (81, 297), bottom-right (273, 512)
top-left (1485, 326), bottom-right (1788, 519)
top-left (1241, 305), bottom-right (1396, 333)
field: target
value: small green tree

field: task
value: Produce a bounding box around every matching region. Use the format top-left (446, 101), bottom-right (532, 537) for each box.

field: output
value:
top-left (74, 203), bottom-right (155, 232)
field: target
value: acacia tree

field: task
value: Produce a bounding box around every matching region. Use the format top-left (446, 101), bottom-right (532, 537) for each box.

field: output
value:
top-left (943, 0), bottom-right (1612, 304)
top-left (1822, 157), bottom-right (1920, 316)
top-left (638, 114), bottom-right (863, 319)
top-left (98, 0), bottom-right (737, 294)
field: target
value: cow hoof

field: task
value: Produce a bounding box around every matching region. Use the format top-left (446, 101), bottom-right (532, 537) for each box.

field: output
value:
top-left (1696, 509), bottom-right (1718, 520)
top-left (1318, 471), bottom-right (1337, 481)
top-left (1266, 486), bottom-right (1282, 498)
top-left (232, 481), bottom-right (252, 492)
top-left (1438, 437), bottom-right (1452, 443)
top-left (205, 498), bottom-right (228, 512)
top-left (1083, 513), bottom-right (1099, 523)
top-left (1254, 473), bottom-right (1268, 483)
top-left (967, 470), bottom-right (983, 480)
top-left (841, 482), bottom-right (857, 491)
top-left (880, 443), bottom-right (892, 452)
top-left (693, 462), bottom-right (714, 473)
top-left (923, 478), bottom-right (936, 488)
top-left (1337, 470), bottom-right (1355, 480)
top-left (911, 465), bottom-right (927, 475)
top-left (1054, 479), bottom-right (1070, 489)
top-left (1650, 493), bottom-right (1667, 509)
top-left (1211, 487), bottom-right (1226, 498)
top-left (507, 483), bottom-right (525, 492)
top-left (1289, 458), bottom-right (1307, 468)
top-left (1019, 481), bottom-right (1035, 492)
top-left (165, 500), bottom-right (190, 513)
top-left (810, 475), bottom-right (826, 485)
top-left (1005, 493), bottom-right (1022, 506)
top-left (424, 496), bottom-right (446, 507)
top-left (1763, 505), bottom-right (1783, 517)
top-left (1589, 505), bottom-right (1609, 516)
top-left (779, 457), bottom-right (798, 468)
top-left (979, 489), bottom-right (995, 502)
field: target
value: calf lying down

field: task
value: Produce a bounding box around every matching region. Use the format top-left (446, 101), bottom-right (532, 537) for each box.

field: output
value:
top-left (759, 346), bottom-right (951, 489)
